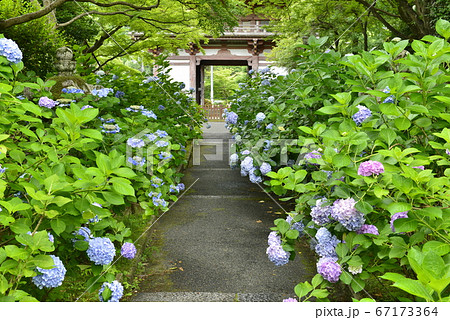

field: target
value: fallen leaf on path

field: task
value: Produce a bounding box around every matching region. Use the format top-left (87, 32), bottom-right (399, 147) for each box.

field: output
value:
top-left (179, 267), bottom-right (184, 271)
top-left (266, 211), bottom-right (272, 213)
top-left (259, 200), bottom-right (264, 203)
top-left (256, 220), bottom-right (262, 223)
top-left (274, 211), bottom-right (283, 215)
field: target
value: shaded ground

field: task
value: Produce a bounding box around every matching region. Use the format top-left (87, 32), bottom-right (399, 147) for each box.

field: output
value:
top-left (130, 122), bottom-right (317, 302)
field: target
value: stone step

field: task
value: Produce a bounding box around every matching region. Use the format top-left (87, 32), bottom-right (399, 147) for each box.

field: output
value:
top-left (132, 291), bottom-right (292, 302)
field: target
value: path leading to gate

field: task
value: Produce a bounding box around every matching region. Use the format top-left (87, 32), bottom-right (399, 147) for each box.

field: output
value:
top-left (131, 122), bottom-right (316, 302)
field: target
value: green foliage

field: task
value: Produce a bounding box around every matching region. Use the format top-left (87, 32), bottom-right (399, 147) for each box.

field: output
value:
top-left (204, 66), bottom-right (248, 101)
top-left (228, 20), bottom-right (450, 302)
top-left (0, 0), bottom-right (66, 77)
top-left (0, 42), bottom-right (203, 301)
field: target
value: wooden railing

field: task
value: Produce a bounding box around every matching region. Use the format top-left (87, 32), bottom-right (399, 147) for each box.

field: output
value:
top-left (203, 104), bottom-right (226, 121)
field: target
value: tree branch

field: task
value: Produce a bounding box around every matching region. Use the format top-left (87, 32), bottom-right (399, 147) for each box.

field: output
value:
top-left (76, 0), bottom-right (161, 11)
top-left (353, 0), bottom-right (408, 38)
top-left (0, 0), bottom-right (69, 30)
top-left (84, 25), bottom-right (123, 54)
top-left (56, 10), bottom-right (135, 28)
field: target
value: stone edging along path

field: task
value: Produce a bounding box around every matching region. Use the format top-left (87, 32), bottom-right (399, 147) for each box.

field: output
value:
top-left (129, 122), bottom-right (317, 302)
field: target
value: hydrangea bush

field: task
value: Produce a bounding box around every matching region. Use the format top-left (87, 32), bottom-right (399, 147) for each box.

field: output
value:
top-left (226, 20), bottom-right (450, 302)
top-left (0, 36), bottom-right (203, 301)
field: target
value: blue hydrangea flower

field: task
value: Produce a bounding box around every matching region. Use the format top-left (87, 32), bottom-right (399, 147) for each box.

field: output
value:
top-left (256, 112), bottom-right (266, 122)
top-left (143, 76), bottom-right (158, 83)
top-left (88, 215), bottom-right (101, 223)
top-left (158, 105), bottom-right (165, 110)
top-left (0, 38), bottom-right (22, 64)
top-left (142, 110), bottom-right (157, 119)
top-left (158, 151), bottom-right (172, 160)
top-left (145, 133), bottom-right (157, 142)
top-left (127, 156), bottom-right (145, 166)
top-left (317, 257), bottom-right (341, 283)
top-left (286, 215), bottom-right (304, 236)
top-left (126, 105), bottom-right (145, 112)
top-left (310, 198), bottom-right (332, 226)
top-left (87, 237), bottom-right (116, 265)
top-left (249, 169), bottom-right (262, 184)
top-left (127, 138), bottom-right (145, 148)
top-left (62, 87), bottom-right (84, 94)
top-left (241, 150), bottom-right (251, 155)
top-left (81, 105), bottom-right (93, 110)
top-left (352, 105), bottom-right (372, 126)
top-left (261, 79), bottom-right (271, 86)
top-left (115, 90), bottom-right (125, 98)
top-left (225, 111), bottom-right (238, 125)
top-left (177, 183), bottom-right (185, 191)
top-left (151, 177), bottom-right (164, 188)
top-left (266, 244), bottom-right (290, 266)
top-left (152, 196), bottom-right (167, 207)
top-left (331, 198), bottom-right (365, 231)
top-left (73, 227), bottom-right (92, 242)
top-left (260, 67), bottom-right (270, 74)
top-left (259, 162), bottom-right (271, 175)
top-left (121, 242), bottom-right (137, 259)
top-left (32, 255), bottom-right (66, 289)
top-left (266, 123), bottom-right (274, 130)
top-left (315, 227), bottom-right (340, 258)
top-left (92, 88), bottom-right (113, 98)
top-left (229, 153), bottom-right (239, 166)
top-left (263, 140), bottom-right (272, 151)
top-left (155, 130), bottom-right (168, 138)
top-left (99, 280), bottom-right (124, 302)
top-left (155, 140), bottom-right (169, 148)
top-left (38, 97), bottom-right (58, 109)
top-left (268, 96), bottom-right (275, 103)
top-left (101, 124), bottom-right (121, 134)
top-left (0, 165), bottom-right (6, 174)
top-left (240, 156), bottom-right (254, 174)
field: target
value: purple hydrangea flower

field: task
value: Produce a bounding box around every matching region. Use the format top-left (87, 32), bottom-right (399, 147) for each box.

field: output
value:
top-left (121, 242), bottom-right (137, 259)
top-left (390, 211), bottom-right (408, 232)
top-left (446, 149), bottom-right (450, 156)
top-left (331, 198), bottom-right (365, 231)
top-left (38, 96), bottom-right (58, 109)
top-left (225, 111), bottom-right (238, 124)
top-left (0, 38), bottom-right (22, 64)
top-left (256, 112), bottom-right (266, 122)
top-left (356, 224), bottom-right (379, 235)
top-left (310, 198), bottom-right (332, 226)
top-left (99, 280), bottom-right (124, 302)
top-left (127, 156), bottom-right (145, 166)
top-left (81, 105), bottom-right (93, 110)
top-left (283, 298), bottom-right (298, 302)
top-left (304, 151), bottom-right (321, 164)
top-left (412, 166), bottom-right (425, 170)
top-left (315, 227), bottom-right (340, 258)
top-left (260, 162), bottom-right (271, 175)
top-left (358, 160), bottom-right (384, 176)
top-left (317, 257), bottom-right (341, 283)
top-left (268, 231), bottom-right (281, 246)
top-left (266, 244), bottom-right (290, 266)
top-left (87, 237), bottom-right (116, 265)
top-left (352, 105), bottom-right (372, 126)
top-left (127, 138), bottom-right (145, 148)
top-left (32, 255), bottom-right (66, 289)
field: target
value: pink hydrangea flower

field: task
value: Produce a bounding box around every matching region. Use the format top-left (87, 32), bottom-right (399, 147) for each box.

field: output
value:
top-left (358, 160), bottom-right (384, 176)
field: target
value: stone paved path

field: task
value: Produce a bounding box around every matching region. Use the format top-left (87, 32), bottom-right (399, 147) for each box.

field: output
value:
top-left (131, 122), bottom-right (316, 302)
